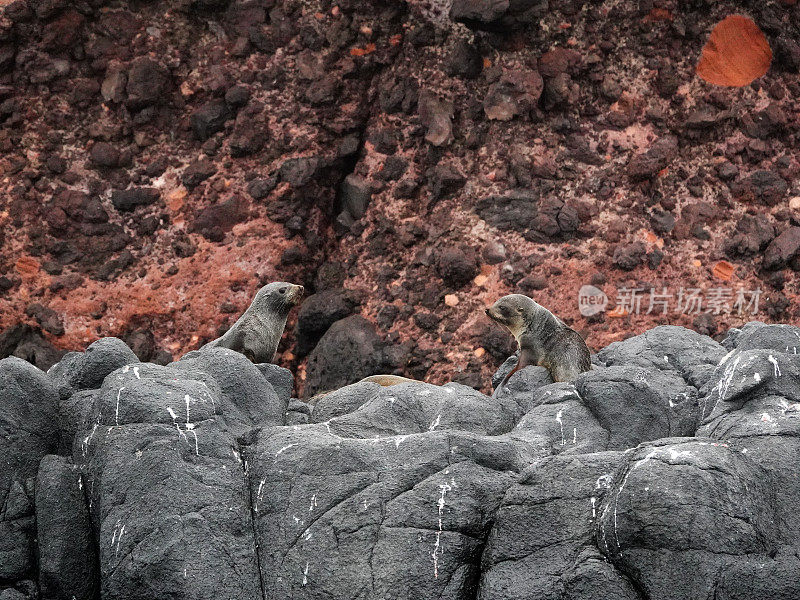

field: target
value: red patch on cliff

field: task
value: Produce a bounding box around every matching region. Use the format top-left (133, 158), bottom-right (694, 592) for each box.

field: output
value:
top-left (696, 15), bottom-right (772, 87)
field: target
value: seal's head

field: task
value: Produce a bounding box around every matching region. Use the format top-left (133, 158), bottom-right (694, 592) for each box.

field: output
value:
top-left (252, 282), bottom-right (304, 315)
top-left (484, 294), bottom-right (535, 338)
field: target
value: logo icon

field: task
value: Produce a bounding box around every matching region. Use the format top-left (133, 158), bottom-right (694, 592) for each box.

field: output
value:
top-left (578, 285), bottom-right (608, 317)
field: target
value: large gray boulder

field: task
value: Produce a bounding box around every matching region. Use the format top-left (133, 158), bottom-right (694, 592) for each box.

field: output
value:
top-left (596, 325), bottom-right (726, 389)
top-left (312, 380), bottom-right (521, 438)
top-left (479, 451), bottom-right (638, 600)
top-left (303, 315), bottom-right (386, 399)
top-left (0, 358), bottom-right (59, 581)
top-left (246, 425), bottom-right (532, 600)
top-left (596, 438), bottom-right (791, 600)
top-left (47, 338), bottom-right (138, 400)
top-left (35, 455), bottom-right (97, 600)
top-left (73, 362), bottom-right (262, 600)
top-left (698, 348), bottom-right (800, 545)
top-left (175, 346), bottom-right (287, 430)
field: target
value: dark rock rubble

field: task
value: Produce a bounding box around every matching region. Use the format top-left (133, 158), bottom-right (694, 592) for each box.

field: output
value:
top-left (1, 321), bottom-right (799, 599)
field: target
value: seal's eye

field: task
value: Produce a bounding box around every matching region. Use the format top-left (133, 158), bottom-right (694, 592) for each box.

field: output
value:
top-left (279, 287), bottom-right (287, 294)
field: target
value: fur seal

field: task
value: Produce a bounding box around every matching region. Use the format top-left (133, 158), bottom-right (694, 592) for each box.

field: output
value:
top-left (202, 282), bottom-right (304, 363)
top-left (358, 374), bottom-right (419, 387)
top-left (485, 294), bottom-right (591, 389)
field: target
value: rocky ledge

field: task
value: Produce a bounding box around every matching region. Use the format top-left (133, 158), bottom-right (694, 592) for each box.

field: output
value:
top-left (2, 321), bottom-right (800, 600)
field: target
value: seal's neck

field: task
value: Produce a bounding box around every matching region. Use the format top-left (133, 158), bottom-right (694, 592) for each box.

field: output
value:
top-left (519, 304), bottom-right (561, 342)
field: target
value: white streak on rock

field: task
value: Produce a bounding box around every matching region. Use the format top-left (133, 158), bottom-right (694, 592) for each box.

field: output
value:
top-left (429, 414), bottom-right (441, 431)
top-left (555, 410), bottom-right (565, 446)
top-left (718, 349), bottom-right (736, 365)
top-left (432, 480), bottom-right (453, 578)
top-left (768, 355), bottom-right (781, 377)
top-left (606, 448), bottom-right (658, 557)
top-left (115, 387), bottom-right (124, 425)
top-left (257, 479), bottom-right (265, 501)
top-left (275, 444), bottom-right (296, 457)
top-left (184, 394), bottom-right (191, 423)
top-left (718, 355), bottom-right (741, 401)
top-left (189, 430), bottom-right (199, 455)
top-left (82, 423), bottom-right (99, 456)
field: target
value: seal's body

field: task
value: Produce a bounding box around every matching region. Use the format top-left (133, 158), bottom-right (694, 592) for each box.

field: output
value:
top-left (202, 282), bottom-right (304, 364)
top-left (359, 374), bottom-right (419, 387)
top-left (485, 294), bottom-right (591, 389)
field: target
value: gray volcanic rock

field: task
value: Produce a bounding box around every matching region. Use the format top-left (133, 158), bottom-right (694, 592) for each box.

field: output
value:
top-left (479, 451), bottom-right (637, 600)
top-left (175, 346), bottom-right (286, 430)
top-left (246, 425), bottom-right (529, 600)
top-left (57, 389), bottom-right (97, 455)
top-left (4, 323), bottom-right (800, 599)
top-left (596, 438), bottom-right (785, 600)
top-left (255, 363), bottom-right (294, 405)
top-left (35, 455), bottom-right (97, 600)
top-left (73, 362), bottom-right (262, 600)
top-left (315, 380), bottom-right (520, 438)
top-left (720, 321), bottom-right (800, 354)
top-left (575, 366), bottom-right (699, 448)
top-left (0, 358), bottom-right (59, 581)
top-left (310, 380), bottom-right (381, 422)
top-left (303, 315), bottom-right (387, 399)
top-left (47, 337), bottom-right (138, 400)
top-left (596, 325), bottom-right (726, 389)
top-left (511, 382), bottom-right (610, 455)
top-left (492, 364), bottom-right (553, 405)
top-left (698, 347), bottom-right (800, 546)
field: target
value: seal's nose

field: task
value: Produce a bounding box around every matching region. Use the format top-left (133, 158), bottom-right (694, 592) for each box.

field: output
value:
top-left (484, 308), bottom-right (490, 316)
top-left (295, 285), bottom-right (305, 296)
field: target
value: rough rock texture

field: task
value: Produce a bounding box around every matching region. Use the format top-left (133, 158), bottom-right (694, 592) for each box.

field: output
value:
top-left (0, 358), bottom-right (59, 582)
top-left (1, 0), bottom-right (799, 398)
top-left (2, 323), bottom-right (798, 598)
top-left (35, 455), bottom-right (97, 600)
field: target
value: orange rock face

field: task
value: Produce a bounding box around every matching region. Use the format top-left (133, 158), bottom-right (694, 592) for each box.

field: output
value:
top-left (696, 15), bottom-right (772, 87)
